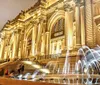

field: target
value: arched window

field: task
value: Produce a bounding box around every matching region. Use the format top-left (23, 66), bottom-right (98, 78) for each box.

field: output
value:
top-left (51, 18), bottom-right (65, 39)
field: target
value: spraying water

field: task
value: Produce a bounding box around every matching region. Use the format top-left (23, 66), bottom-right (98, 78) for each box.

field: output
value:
top-left (62, 50), bottom-right (69, 74)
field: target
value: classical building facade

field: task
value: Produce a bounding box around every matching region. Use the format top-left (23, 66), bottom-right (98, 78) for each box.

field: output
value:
top-left (0, 0), bottom-right (100, 60)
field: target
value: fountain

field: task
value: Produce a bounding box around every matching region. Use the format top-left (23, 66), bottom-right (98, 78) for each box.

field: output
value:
top-left (17, 45), bottom-right (100, 84)
top-left (35, 45), bottom-right (100, 84)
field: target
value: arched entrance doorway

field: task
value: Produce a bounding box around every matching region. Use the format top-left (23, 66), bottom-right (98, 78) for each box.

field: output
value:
top-left (25, 27), bottom-right (32, 58)
top-left (50, 18), bottom-right (65, 54)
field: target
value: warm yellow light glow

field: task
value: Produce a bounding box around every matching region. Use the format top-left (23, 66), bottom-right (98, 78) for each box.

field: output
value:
top-left (40, 68), bottom-right (50, 74)
top-left (32, 64), bottom-right (41, 69)
top-left (22, 61), bottom-right (32, 65)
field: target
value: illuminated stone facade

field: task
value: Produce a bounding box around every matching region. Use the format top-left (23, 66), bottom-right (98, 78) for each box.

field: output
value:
top-left (0, 0), bottom-right (100, 60)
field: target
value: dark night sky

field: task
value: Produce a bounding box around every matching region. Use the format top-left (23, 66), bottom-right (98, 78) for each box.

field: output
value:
top-left (0, 0), bottom-right (38, 30)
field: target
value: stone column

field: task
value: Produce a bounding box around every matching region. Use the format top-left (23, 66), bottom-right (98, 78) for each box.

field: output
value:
top-left (4, 51), bottom-right (7, 59)
top-left (41, 33), bottom-right (46, 55)
top-left (7, 45), bottom-right (10, 59)
top-left (85, 0), bottom-right (94, 47)
top-left (32, 24), bottom-right (37, 56)
top-left (81, 6), bottom-right (85, 46)
top-left (12, 30), bottom-right (20, 59)
top-left (75, 0), bottom-right (81, 48)
top-left (5, 49), bottom-right (9, 59)
top-left (9, 50), bottom-right (12, 59)
top-left (36, 19), bottom-right (45, 55)
top-left (9, 39), bottom-right (13, 59)
top-left (46, 32), bottom-right (50, 55)
top-left (21, 29), bottom-right (26, 59)
top-left (41, 25), bottom-right (46, 55)
top-left (12, 31), bottom-right (17, 59)
top-left (50, 42), bottom-right (52, 54)
top-left (64, 2), bottom-right (74, 50)
top-left (20, 31), bottom-right (24, 59)
top-left (7, 45), bottom-right (11, 59)
top-left (0, 38), bottom-right (5, 60)
top-left (36, 22), bottom-right (43, 55)
top-left (16, 29), bottom-right (20, 58)
top-left (24, 38), bottom-right (28, 58)
top-left (18, 47), bottom-right (21, 59)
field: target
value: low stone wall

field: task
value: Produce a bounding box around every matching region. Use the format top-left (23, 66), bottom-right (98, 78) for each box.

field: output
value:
top-left (0, 77), bottom-right (61, 85)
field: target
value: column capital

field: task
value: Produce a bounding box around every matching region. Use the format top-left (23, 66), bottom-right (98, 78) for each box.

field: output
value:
top-left (38, 18), bottom-right (46, 24)
top-left (74, 0), bottom-right (81, 3)
top-left (0, 32), bottom-right (6, 39)
top-left (12, 30), bottom-right (18, 35)
top-left (74, 0), bottom-right (82, 6)
top-left (30, 21), bottom-right (37, 26)
top-left (64, 1), bottom-right (73, 12)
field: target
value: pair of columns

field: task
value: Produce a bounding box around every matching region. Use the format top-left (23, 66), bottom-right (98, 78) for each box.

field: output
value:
top-left (64, 1), bottom-right (85, 50)
top-left (0, 30), bottom-right (20, 60)
top-left (16, 21), bottom-right (48, 58)
top-left (32, 21), bottom-right (48, 56)
top-left (0, 38), bottom-right (5, 60)
top-left (12, 31), bottom-right (20, 59)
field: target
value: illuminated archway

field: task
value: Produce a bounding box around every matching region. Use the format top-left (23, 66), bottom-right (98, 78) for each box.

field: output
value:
top-left (48, 10), bottom-right (65, 54)
top-left (25, 24), bottom-right (33, 58)
top-left (48, 10), bottom-right (65, 36)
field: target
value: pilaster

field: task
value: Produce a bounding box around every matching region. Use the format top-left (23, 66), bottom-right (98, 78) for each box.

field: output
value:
top-left (75, 0), bottom-right (82, 48)
top-left (81, 6), bottom-right (85, 46)
top-left (0, 37), bottom-right (5, 60)
top-left (85, 0), bottom-right (94, 47)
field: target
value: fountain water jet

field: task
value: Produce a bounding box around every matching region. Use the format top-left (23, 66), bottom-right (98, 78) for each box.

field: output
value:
top-left (62, 50), bottom-right (70, 74)
top-left (23, 45), bottom-right (100, 84)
